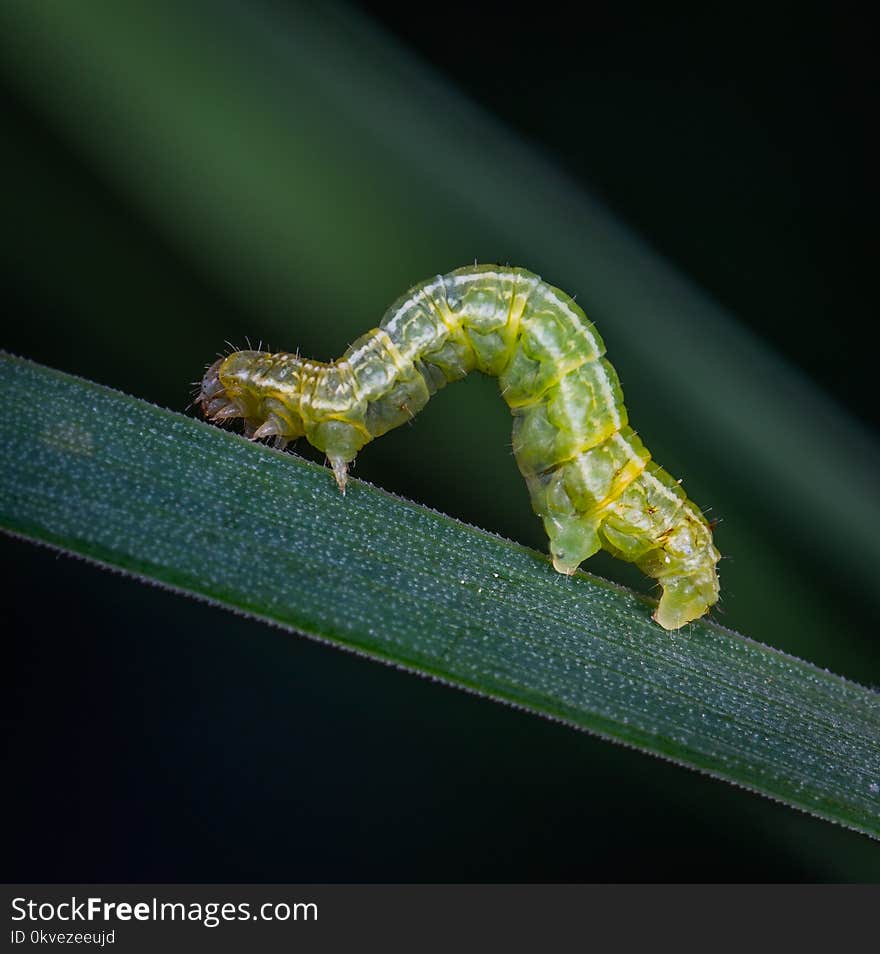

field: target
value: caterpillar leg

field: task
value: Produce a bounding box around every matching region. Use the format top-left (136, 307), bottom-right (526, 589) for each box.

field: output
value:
top-left (542, 513), bottom-right (602, 575)
top-left (650, 567), bottom-right (720, 631)
top-left (604, 474), bottom-right (721, 630)
top-left (329, 455), bottom-right (351, 494)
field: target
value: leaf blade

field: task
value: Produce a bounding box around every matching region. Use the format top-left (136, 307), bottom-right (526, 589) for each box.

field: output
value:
top-left (2, 352), bottom-right (879, 838)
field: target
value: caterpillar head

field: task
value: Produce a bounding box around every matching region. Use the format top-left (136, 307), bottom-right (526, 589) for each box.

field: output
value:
top-left (197, 358), bottom-right (232, 418)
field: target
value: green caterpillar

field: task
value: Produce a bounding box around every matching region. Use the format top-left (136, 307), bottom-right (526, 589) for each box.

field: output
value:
top-left (198, 265), bottom-right (720, 629)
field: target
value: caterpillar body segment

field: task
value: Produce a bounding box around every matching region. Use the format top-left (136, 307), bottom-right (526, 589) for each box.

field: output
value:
top-left (199, 265), bottom-right (721, 630)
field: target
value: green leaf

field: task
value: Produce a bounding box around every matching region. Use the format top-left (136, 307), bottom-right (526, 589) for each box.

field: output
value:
top-left (3, 351), bottom-right (879, 839)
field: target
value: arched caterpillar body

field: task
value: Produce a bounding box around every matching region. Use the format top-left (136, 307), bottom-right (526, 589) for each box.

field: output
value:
top-left (198, 265), bottom-right (720, 629)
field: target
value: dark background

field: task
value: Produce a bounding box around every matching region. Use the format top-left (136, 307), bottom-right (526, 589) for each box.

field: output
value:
top-left (360, 2), bottom-right (877, 428)
top-left (2, 1), bottom-right (878, 881)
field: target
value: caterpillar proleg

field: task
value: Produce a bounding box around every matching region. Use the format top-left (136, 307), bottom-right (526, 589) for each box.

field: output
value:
top-left (198, 265), bottom-right (720, 629)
